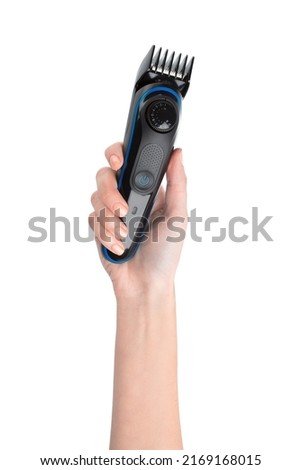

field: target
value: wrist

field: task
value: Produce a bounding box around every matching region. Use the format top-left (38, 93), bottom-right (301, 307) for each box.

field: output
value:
top-left (115, 279), bottom-right (174, 306)
top-left (115, 282), bottom-right (177, 365)
top-left (116, 282), bottom-right (176, 320)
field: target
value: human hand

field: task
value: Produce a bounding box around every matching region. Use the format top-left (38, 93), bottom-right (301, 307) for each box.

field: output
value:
top-left (90, 142), bottom-right (187, 300)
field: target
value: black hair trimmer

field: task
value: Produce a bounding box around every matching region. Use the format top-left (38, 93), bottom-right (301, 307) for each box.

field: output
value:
top-left (102, 45), bottom-right (194, 263)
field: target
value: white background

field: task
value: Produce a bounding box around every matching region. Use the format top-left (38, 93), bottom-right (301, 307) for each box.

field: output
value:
top-left (0, 1), bottom-right (300, 469)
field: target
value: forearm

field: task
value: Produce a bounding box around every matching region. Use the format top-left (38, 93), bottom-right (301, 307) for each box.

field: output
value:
top-left (110, 285), bottom-right (182, 450)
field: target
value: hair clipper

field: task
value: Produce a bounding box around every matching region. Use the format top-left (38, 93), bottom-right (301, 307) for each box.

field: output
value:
top-left (102, 45), bottom-right (194, 263)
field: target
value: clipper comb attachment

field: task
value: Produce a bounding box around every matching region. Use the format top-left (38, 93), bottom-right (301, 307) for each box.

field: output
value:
top-left (136, 45), bottom-right (194, 97)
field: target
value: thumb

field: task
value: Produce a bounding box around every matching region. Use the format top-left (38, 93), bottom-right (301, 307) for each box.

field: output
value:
top-left (165, 148), bottom-right (188, 219)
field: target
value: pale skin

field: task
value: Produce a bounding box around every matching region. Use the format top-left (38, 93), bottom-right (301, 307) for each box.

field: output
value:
top-left (90, 142), bottom-right (187, 450)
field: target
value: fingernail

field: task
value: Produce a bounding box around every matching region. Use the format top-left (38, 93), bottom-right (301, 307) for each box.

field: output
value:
top-left (110, 155), bottom-right (120, 167)
top-left (112, 243), bottom-right (124, 255)
top-left (179, 149), bottom-right (183, 163)
top-left (113, 203), bottom-right (128, 217)
top-left (120, 223), bottom-right (128, 237)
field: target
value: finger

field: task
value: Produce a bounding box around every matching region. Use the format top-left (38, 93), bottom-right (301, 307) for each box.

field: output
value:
top-left (91, 193), bottom-right (128, 236)
top-left (97, 206), bottom-right (128, 239)
top-left (104, 142), bottom-right (124, 170)
top-left (149, 186), bottom-right (165, 222)
top-left (152, 186), bottom-right (165, 213)
top-left (165, 148), bottom-right (187, 219)
top-left (94, 167), bottom-right (128, 217)
top-left (88, 210), bottom-right (126, 256)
